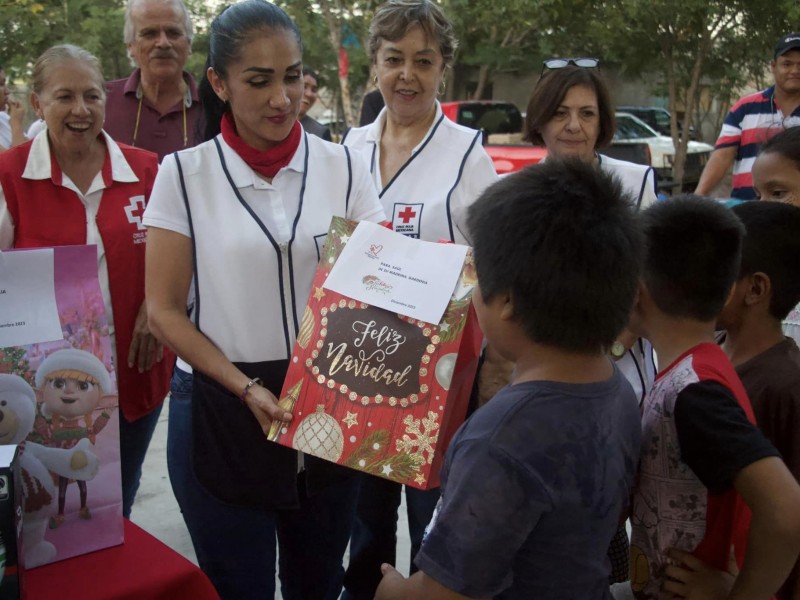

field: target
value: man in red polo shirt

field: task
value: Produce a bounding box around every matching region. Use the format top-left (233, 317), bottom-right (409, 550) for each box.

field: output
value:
top-left (105, 0), bottom-right (204, 161)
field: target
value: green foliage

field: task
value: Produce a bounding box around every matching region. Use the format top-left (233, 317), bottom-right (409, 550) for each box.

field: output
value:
top-left (590, 0), bottom-right (800, 100)
top-left (2, 0), bottom-right (798, 146)
top-left (0, 0), bottom-right (216, 85)
top-left (277, 0), bottom-right (376, 116)
top-left (0, 0), bottom-right (127, 80)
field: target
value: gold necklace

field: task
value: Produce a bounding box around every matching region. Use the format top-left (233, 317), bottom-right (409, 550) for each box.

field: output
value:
top-left (132, 82), bottom-right (189, 148)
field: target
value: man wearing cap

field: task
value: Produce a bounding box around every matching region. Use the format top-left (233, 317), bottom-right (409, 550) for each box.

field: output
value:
top-left (105, 0), bottom-right (203, 162)
top-left (696, 32), bottom-right (800, 200)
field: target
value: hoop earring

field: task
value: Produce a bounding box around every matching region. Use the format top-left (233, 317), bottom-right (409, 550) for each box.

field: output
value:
top-left (373, 74), bottom-right (378, 86)
top-left (438, 78), bottom-right (446, 96)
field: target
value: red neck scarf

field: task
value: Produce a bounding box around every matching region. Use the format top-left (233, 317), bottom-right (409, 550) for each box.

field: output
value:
top-left (220, 112), bottom-right (302, 178)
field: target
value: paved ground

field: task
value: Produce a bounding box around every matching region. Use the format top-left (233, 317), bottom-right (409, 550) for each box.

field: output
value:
top-left (130, 397), bottom-right (413, 598)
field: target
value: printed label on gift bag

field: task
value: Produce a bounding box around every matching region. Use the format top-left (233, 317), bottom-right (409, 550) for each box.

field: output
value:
top-left (0, 249), bottom-right (63, 347)
top-left (273, 218), bottom-right (481, 489)
top-left (323, 221), bottom-right (468, 325)
top-left (0, 246), bottom-right (122, 569)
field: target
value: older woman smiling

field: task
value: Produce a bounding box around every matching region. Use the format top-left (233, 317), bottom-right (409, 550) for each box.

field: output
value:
top-left (340, 2), bottom-right (497, 599)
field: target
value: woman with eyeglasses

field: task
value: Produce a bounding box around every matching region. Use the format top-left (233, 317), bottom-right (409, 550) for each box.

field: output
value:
top-left (339, 1), bottom-right (498, 599)
top-left (527, 60), bottom-right (658, 210)
top-left (524, 61), bottom-right (658, 585)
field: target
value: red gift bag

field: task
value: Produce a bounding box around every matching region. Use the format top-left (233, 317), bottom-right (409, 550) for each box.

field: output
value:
top-left (272, 217), bottom-right (482, 489)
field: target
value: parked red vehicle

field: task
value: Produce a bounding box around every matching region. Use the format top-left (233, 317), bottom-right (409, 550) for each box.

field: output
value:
top-left (440, 101), bottom-right (546, 174)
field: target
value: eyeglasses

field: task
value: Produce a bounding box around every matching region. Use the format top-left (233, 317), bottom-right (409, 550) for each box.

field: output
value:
top-left (541, 57), bottom-right (600, 75)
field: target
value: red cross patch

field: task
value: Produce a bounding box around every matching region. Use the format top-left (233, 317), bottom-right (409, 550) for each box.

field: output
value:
top-left (392, 203), bottom-right (423, 238)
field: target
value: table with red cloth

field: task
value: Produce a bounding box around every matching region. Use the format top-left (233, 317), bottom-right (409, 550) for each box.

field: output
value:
top-left (24, 519), bottom-right (219, 599)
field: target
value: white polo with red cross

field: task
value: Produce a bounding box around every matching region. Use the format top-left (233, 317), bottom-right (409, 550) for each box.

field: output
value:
top-left (342, 101), bottom-right (498, 244)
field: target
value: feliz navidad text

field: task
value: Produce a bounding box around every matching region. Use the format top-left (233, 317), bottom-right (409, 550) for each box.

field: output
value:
top-left (324, 318), bottom-right (414, 389)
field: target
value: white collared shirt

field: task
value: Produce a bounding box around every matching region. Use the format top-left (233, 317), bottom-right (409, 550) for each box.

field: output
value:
top-left (143, 132), bottom-right (385, 365)
top-left (0, 130), bottom-right (142, 337)
top-left (342, 101), bottom-right (498, 244)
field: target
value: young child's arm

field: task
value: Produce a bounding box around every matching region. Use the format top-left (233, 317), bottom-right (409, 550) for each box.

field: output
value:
top-left (673, 381), bottom-right (800, 599)
top-left (727, 456), bottom-right (800, 599)
top-left (662, 547), bottom-right (738, 599)
top-left (665, 458), bottom-right (800, 599)
top-left (376, 565), bottom-right (487, 600)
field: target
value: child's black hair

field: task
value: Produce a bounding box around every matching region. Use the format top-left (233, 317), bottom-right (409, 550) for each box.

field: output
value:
top-left (466, 157), bottom-right (643, 353)
top-left (732, 201), bottom-right (800, 320)
top-left (640, 195), bottom-right (744, 321)
top-left (760, 126), bottom-right (800, 171)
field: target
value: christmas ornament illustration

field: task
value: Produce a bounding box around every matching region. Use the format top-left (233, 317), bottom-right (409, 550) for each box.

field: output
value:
top-left (268, 379), bottom-right (303, 441)
top-left (434, 353), bottom-right (457, 391)
top-left (293, 404), bottom-right (344, 462)
top-left (296, 306), bottom-right (315, 350)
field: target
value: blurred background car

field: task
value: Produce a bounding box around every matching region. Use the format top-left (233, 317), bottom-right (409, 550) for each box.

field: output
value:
top-left (617, 105), bottom-right (697, 140)
top-left (614, 111), bottom-right (713, 190)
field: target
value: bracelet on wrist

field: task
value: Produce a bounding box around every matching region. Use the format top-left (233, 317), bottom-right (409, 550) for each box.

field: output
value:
top-left (241, 377), bottom-right (263, 403)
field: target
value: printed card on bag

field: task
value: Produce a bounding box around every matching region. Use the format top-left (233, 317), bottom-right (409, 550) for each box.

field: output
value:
top-left (0, 249), bottom-right (63, 347)
top-left (272, 218), bottom-right (482, 489)
top-left (0, 246), bottom-right (123, 569)
top-left (323, 221), bottom-right (468, 325)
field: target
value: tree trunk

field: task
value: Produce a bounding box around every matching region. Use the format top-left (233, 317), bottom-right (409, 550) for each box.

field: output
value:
top-left (318, 0), bottom-right (355, 127)
top-left (339, 73), bottom-right (354, 127)
top-left (471, 64), bottom-right (491, 100)
top-left (661, 31), bottom-right (682, 194)
top-left (672, 25), bottom-right (711, 193)
top-left (470, 27), bottom-right (498, 101)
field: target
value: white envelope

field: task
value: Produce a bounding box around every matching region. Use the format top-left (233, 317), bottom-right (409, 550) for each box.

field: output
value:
top-left (323, 221), bottom-right (468, 325)
top-left (0, 248), bottom-right (63, 346)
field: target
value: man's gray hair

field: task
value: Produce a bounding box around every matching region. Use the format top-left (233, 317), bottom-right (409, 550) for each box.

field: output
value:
top-left (124, 0), bottom-right (194, 65)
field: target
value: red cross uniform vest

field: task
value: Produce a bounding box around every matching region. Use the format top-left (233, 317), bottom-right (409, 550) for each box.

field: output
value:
top-left (0, 136), bottom-right (173, 420)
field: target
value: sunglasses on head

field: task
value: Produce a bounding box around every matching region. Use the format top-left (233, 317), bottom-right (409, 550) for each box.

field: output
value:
top-left (541, 57), bottom-right (600, 75)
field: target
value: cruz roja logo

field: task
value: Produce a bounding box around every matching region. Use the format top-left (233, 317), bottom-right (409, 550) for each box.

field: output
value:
top-left (365, 243), bottom-right (383, 260)
top-left (124, 195), bottom-right (147, 231)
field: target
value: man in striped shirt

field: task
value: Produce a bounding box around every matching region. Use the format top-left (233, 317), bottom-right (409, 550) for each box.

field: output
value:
top-left (696, 33), bottom-right (800, 200)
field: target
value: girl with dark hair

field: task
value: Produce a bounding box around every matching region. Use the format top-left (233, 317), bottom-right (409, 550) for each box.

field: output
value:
top-left (143, 2), bottom-right (385, 598)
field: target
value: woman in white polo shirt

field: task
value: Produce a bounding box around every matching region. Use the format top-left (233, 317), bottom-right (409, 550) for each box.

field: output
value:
top-left (142, 2), bottom-right (384, 599)
top-left (339, 2), bottom-right (498, 599)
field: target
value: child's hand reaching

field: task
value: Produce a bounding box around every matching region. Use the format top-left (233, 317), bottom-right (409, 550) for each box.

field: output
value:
top-left (662, 547), bottom-right (738, 599)
top-left (375, 563), bottom-right (406, 599)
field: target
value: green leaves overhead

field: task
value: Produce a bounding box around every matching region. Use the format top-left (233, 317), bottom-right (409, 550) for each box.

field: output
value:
top-left (0, 0), bottom-right (214, 83)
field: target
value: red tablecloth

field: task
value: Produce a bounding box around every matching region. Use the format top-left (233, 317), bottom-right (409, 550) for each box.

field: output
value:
top-left (24, 519), bottom-right (219, 600)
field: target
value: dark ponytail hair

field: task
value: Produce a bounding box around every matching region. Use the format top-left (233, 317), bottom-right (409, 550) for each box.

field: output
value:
top-left (199, 0), bottom-right (302, 141)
